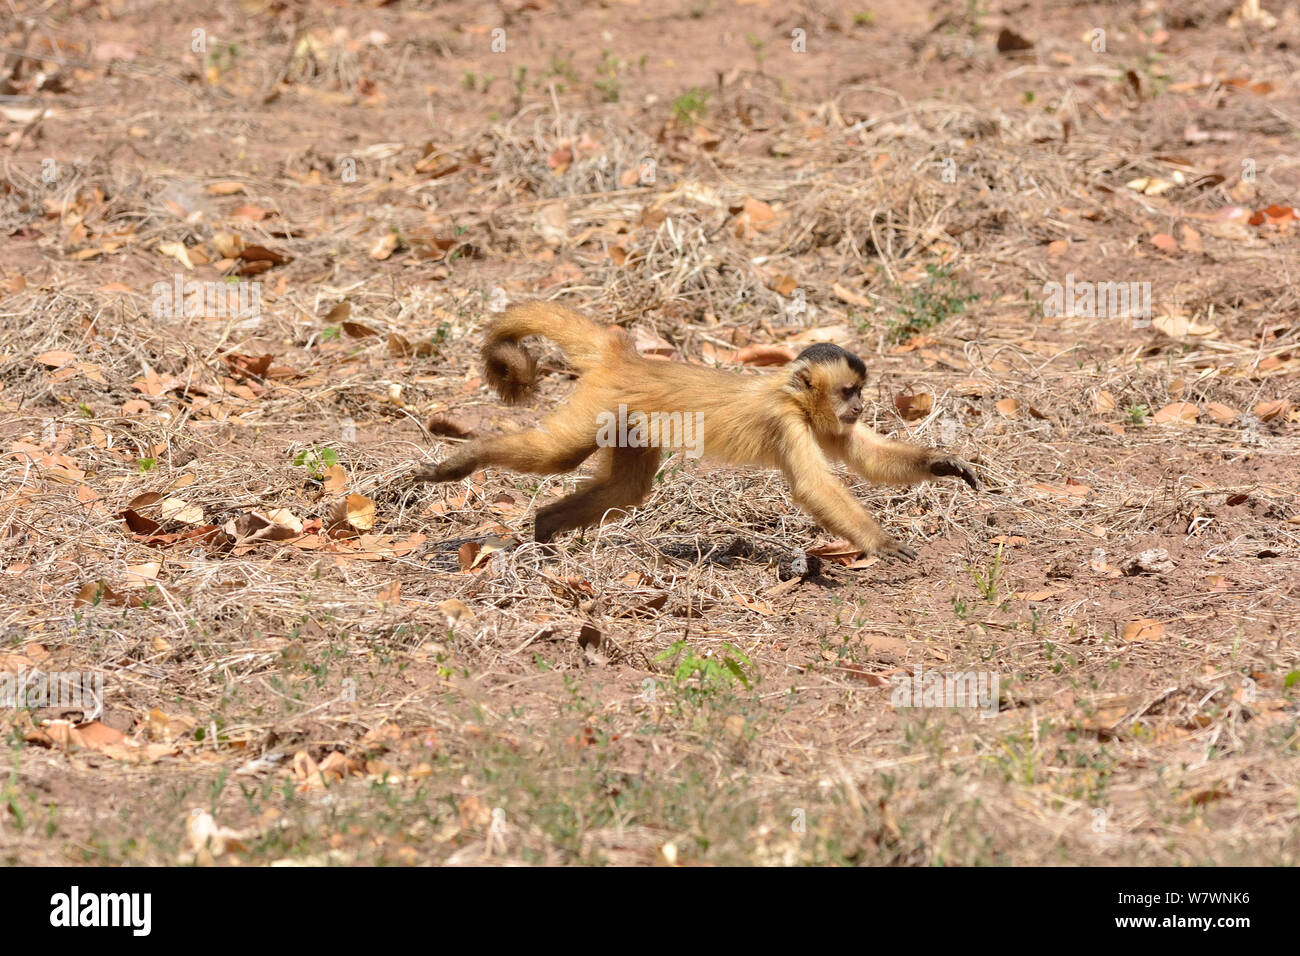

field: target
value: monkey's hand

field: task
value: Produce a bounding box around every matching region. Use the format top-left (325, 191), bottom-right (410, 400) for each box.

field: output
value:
top-left (869, 536), bottom-right (917, 562)
top-left (928, 455), bottom-right (979, 490)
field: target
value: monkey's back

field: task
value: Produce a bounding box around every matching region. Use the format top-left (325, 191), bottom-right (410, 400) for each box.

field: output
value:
top-left (580, 353), bottom-right (789, 468)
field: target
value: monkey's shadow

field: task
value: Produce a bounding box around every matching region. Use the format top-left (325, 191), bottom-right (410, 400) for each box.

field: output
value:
top-left (654, 535), bottom-right (838, 585)
top-left (425, 533), bottom-right (836, 585)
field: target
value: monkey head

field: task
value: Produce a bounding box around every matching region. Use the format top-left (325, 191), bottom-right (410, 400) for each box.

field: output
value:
top-left (788, 343), bottom-right (867, 432)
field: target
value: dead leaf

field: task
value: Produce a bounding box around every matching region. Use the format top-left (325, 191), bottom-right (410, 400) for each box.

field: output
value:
top-left (838, 664), bottom-right (893, 686)
top-left (147, 708), bottom-right (196, 741)
top-left (786, 325), bottom-right (852, 347)
top-left (437, 599), bottom-right (475, 624)
top-left (730, 593), bottom-right (775, 616)
top-left (1151, 233), bottom-right (1178, 253)
top-left (369, 232), bottom-right (399, 260)
top-left (186, 808), bottom-right (248, 856)
top-left (536, 203), bottom-right (568, 246)
top-left (345, 494), bottom-right (375, 530)
top-left (206, 181), bottom-right (247, 196)
top-left (74, 581), bottom-right (131, 607)
top-left (807, 539), bottom-right (863, 565)
top-left (1126, 177), bottom-right (1174, 196)
top-left (322, 464), bottom-right (347, 494)
top-left (1152, 314), bottom-right (1218, 338)
top-left (158, 497), bottom-right (204, 525)
top-left (578, 623), bottom-right (602, 651)
top-left (1032, 480), bottom-right (1091, 499)
top-left (457, 535), bottom-right (515, 572)
top-left (765, 273), bottom-right (799, 296)
top-left (735, 344), bottom-right (796, 366)
top-left (239, 244), bottom-right (289, 264)
top-left (1153, 401), bottom-right (1199, 424)
top-left (36, 350), bottom-right (78, 367)
top-left (894, 390), bottom-right (932, 421)
top-left (996, 28), bottom-right (1034, 53)
top-left (157, 241), bottom-right (195, 270)
top-left (832, 283), bottom-right (873, 308)
top-left (1253, 399), bottom-right (1289, 421)
top-left (1017, 589), bottom-right (1063, 602)
top-left (633, 326), bottom-right (676, 358)
top-left (342, 321), bottom-right (379, 339)
top-left (1122, 619), bottom-right (1165, 642)
top-left (211, 232), bottom-right (245, 258)
top-left (731, 196), bottom-right (778, 239)
top-left (376, 580), bottom-right (402, 606)
top-left (1203, 402), bottom-right (1238, 424)
top-left (224, 510), bottom-right (301, 545)
top-left (232, 204), bottom-right (269, 221)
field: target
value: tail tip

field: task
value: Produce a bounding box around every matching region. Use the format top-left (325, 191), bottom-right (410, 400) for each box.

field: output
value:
top-left (483, 341), bottom-right (537, 405)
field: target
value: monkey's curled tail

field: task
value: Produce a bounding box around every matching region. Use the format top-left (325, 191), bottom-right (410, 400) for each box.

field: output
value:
top-left (481, 302), bottom-right (611, 404)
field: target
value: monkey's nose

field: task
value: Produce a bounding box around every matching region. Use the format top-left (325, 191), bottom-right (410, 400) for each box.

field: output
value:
top-left (851, 405), bottom-right (863, 417)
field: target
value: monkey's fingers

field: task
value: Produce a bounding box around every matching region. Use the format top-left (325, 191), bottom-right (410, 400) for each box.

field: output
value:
top-left (875, 539), bottom-right (917, 562)
top-left (930, 456), bottom-right (979, 490)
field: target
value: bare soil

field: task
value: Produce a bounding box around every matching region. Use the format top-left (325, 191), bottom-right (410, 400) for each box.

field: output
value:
top-left (0, 0), bottom-right (1297, 865)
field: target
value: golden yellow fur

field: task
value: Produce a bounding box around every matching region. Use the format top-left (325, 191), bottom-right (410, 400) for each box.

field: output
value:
top-left (415, 302), bottom-right (978, 557)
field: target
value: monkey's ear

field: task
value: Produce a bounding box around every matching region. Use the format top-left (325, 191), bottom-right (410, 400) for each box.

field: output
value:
top-left (793, 365), bottom-right (814, 389)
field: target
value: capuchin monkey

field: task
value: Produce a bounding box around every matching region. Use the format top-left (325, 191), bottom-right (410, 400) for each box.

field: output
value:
top-left (413, 302), bottom-right (978, 560)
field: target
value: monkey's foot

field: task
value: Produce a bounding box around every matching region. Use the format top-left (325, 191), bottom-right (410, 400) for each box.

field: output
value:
top-left (411, 458), bottom-right (473, 483)
top-left (533, 510), bottom-right (568, 545)
top-left (929, 455), bottom-right (979, 490)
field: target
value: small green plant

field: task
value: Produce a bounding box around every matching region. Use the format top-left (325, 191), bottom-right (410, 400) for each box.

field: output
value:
top-left (594, 48), bottom-right (623, 102)
top-left (293, 446), bottom-right (338, 480)
top-left (546, 50), bottom-right (579, 88)
top-left (968, 543), bottom-right (1005, 602)
top-left (461, 71), bottom-right (495, 93)
top-left (654, 641), bottom-right (756, 700)
top-left (671, 87), bottom-right (710, 125)
top-left (888, 263), bottom-right (979, 342)
top-left (1022, 287), bottom-right (1044, 319)
top-left (136, 457), bottom-right (156, 473)
top-left (1126, 404), bottom-right (1149, 425)
top-left (206, 42), bottom-right (240, 74)
top-left (960, 0), bottom-right (988, 36)
top-left (853, 11), bottom-right (875, 26)
top-left (511, 65), bottom-right (528, 110)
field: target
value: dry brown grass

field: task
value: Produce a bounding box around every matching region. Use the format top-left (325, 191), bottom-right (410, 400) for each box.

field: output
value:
top-left (0, 0), bottom-right (1296, 865)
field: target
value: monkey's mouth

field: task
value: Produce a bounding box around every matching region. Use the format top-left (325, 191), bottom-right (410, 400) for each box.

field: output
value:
top-left (839, 411), bottom-right (861, 424)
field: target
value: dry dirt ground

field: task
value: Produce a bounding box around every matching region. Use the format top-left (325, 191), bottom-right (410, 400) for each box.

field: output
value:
top-left (0, 0), bottom-right (1297, 866)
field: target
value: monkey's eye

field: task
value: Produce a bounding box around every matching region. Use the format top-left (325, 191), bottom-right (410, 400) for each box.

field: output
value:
top-left (841, 385), bottom-right (859, 398)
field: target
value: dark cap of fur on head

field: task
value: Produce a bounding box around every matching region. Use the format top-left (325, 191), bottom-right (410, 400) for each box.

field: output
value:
top-left (793, 343), bottom-right (866, 379)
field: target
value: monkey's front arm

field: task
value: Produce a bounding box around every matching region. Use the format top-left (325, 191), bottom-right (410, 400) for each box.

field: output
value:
top-left (833, 424), bottom-right (979, 490)
top-left (779, 427), bottom-right (917, 561)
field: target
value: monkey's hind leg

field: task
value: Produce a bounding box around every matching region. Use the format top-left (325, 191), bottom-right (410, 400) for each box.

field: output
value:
top-left (413, 415), bottom-right (598, 483)
top-left (534, 446), bottom-right (661, 544)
